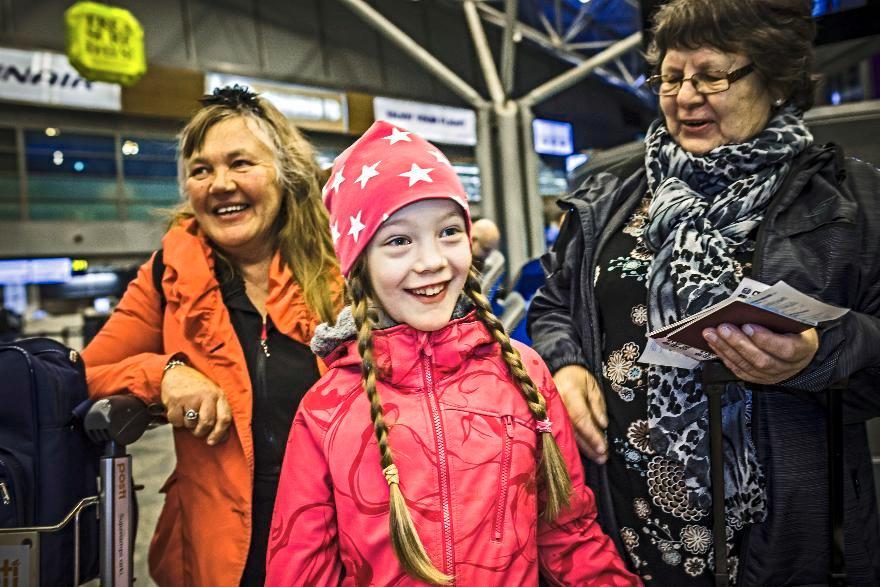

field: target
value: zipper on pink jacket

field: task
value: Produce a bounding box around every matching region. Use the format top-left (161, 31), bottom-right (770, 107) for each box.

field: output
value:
top-left (420, 343), bottom-right (455, 579)
top-left (493, 415), bottom-right (514, 542)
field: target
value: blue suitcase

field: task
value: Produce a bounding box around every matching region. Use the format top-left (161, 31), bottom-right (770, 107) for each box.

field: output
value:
top-left (0, 338), bottom-right (100, 586)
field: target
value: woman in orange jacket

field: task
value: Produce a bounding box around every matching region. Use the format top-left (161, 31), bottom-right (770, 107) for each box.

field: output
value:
top-left (82, 86), bottom-right (341, 587)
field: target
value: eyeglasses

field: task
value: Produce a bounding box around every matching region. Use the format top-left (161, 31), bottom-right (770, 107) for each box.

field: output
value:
top-left (645, 63), bottom-right (755, 96)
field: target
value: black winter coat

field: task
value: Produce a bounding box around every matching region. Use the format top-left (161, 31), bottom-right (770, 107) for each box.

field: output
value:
top-left (528, 143), bottom-right (880, 586)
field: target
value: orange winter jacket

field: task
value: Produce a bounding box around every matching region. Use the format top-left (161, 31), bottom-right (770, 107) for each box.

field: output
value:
top-left (83, 219), bottom-right (336, 587)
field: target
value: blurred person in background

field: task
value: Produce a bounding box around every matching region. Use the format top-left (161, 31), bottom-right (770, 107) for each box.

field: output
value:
top-left (470, 216), bottom-right (501, 273)
top-left (83, 86), bottom-right (342, 587)
top-left (529, 0), bottom-right (880, 584)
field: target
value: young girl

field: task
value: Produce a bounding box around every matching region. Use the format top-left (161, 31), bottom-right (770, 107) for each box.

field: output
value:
top-left (266, 121), bottom-right (640, 586)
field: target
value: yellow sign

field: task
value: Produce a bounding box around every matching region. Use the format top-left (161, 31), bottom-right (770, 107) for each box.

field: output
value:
top-left (65, 2), bottom-right (146, 86)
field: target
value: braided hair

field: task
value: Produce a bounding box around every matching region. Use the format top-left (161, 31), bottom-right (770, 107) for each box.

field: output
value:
top-left (463, 268), bottom-right (572, 521)
top-left (347, 258), bottom-right (451, 585)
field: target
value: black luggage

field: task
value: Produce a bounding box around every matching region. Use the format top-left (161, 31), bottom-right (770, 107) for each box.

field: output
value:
top-left (0, 338), bottom-right (150, 586)
top-left (0, 338), bottom-right (100, 586)
top-left (703, 362), bottom-right (847, 586)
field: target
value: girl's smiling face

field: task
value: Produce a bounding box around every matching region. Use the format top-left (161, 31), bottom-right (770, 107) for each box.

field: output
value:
top-left (366, 199), bottom-right (471, 332)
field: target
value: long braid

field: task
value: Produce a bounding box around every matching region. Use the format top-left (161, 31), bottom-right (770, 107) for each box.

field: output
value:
top-left (348, 264), bottom-right (451, 585)
top-left (464, 268), bottom-right (572, 521)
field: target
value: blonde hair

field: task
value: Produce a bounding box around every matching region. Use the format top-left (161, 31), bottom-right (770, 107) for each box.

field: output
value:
top-left (346, 259), bottom-right (572, 584)
top-left (174, 95), bottom-right (341, 323)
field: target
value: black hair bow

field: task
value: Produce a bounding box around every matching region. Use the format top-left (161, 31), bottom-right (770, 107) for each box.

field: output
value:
top-left (199, 84), bottom-right (264, 116)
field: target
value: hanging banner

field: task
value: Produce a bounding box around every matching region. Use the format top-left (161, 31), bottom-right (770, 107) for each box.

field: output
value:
top-left (373, 97), bottom-right (476, 146)
top-left (205, 73), bottom-right (348, 133)
top-left (0, 46), bottom-right (121, 110)
top-left (65, 1), bottom-right (147, 86)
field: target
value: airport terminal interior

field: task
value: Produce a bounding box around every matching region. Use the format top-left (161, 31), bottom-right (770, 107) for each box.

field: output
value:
top-left (0, 0), bottom-right (879, 585)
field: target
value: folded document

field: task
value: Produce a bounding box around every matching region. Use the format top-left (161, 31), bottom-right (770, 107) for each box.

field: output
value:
top-left (638, 278), bottom-right (849, 368)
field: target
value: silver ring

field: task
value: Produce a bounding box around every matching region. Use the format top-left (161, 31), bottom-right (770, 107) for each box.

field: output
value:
top-left (184, 409), bottom-right (199, 422)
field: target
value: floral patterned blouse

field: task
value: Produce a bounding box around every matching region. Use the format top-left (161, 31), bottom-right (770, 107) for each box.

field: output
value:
top-left (594, 197), bottom-right (752, 584)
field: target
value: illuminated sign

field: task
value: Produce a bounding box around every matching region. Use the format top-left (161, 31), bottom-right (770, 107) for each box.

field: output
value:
top-left (0, 258), bottom-right (73, 285)
top-left (0, 46), bottom-right (121, 111)
top-left (205, 73), bottom-right (348, 133)
top-left (373, 97), bottom-right (477, 146)
top-left (532, 118), bottom-right (574, 156)
top-left (65, 1), bottom-right (147, 86)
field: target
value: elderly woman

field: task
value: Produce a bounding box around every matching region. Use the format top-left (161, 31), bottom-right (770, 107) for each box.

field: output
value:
top-left (83, 87), bottom-right (341, 587)
top-left (529, 0), bottom-right (880, 584)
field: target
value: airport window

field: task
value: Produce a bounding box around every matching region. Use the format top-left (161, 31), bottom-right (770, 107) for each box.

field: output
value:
top-left (121, 136), bottom-right (180, 221)
top-left (25, 130), bottom-right (119, 221)
top-left (0, 127), bottom-right (18, 220)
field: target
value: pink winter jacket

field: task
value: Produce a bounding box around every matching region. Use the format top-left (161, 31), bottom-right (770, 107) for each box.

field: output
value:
top-left (266, 311), bottom-right (640, 586)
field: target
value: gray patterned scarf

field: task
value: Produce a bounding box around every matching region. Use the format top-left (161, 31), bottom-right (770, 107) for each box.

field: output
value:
top-left (642, 105), bottom-right (812, 527)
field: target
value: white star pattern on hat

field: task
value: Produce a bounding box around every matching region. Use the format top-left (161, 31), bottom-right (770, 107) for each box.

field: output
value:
top-left (382, 127), bottom-right (412, 145)
top-left (427, 149), bottom-right (451, 166)
top-left (330, 221), bottom-right (341, 244)
top-left (330, 166), bottom-right (345, 194)
top-left (354, 161), bottom-right (381, 189)
top-left (399, 163), bottom-right (434, 187)
top-left (348, 211), bottom-right (366, 243)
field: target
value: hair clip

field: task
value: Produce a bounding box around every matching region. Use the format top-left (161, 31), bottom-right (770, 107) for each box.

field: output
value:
top-left (536, 419), bottom-right (552, 434)
top-left (199, 84), bottom-right (264, 116)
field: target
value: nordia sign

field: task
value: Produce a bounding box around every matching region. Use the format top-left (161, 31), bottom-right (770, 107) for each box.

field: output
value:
top-left (0, 46), bottom-right (120, 110)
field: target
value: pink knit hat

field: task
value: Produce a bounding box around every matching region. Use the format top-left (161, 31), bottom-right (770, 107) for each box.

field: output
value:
top-left (322, 120), bottom-right (471, 276)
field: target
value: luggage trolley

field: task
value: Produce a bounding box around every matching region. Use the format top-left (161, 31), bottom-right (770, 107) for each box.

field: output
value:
top-left (0, 395), bottom-right (151, 587)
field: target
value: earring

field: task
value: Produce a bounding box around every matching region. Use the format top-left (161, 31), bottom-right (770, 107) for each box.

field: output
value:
top-left (773, 97), bottom-right (785, 107)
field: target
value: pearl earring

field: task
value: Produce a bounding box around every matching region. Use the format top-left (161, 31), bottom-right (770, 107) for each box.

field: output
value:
top-left (773, 98), bottom-right (785, 107)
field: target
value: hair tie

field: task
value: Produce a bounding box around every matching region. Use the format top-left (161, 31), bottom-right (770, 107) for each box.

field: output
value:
top-left (199, 84), bottom-right (264, 117)
top-left (383, 464), bottom-right (400, 486)
top-left (536, 419), bottom-right (552, 434)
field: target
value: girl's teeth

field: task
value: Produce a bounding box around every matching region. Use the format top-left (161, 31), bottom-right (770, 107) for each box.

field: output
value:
top-left (413, 284), bottom-right (444, 296)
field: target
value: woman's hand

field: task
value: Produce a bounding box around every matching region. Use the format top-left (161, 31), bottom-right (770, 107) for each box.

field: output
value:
top-left (552, 365), bottom-right (609, 463)
top-left (702, 323), bottom-right (819, 385)
top-left (161, 365), bottom-right (233, 445)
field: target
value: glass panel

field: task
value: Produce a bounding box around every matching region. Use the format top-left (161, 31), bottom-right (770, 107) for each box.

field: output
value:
top-left (25, 130), bottom-right (119, 220)
top-left (121, 136), bottom-right (179, 212)
top-left (0, 153), bottom-right (15, 173)
top-left (127, 204), bottom-right (175, 222)
top-left (28, 176), bottom-right (118, 202)
top-left (0, 200), bottom-right (19, 220)
top-left (25, 130), bottom-right (117, 176)
top-left (537, 161), bottom-right (567, 196)
top-left (0, 176), bottom-right (18, 200)
top-left (0, 127), bottom-right (16, 150)
top-left (29, 202), bottom-right (118, 221)
top-left (121, 136), bottom-right (178, 178)
top-left (451, 163), bottom-right (481, 203)
top-left (124, 178), bottom-right (180, 203)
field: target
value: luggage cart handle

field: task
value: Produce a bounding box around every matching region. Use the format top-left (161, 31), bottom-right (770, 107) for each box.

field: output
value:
top-left (0, 496), bottom-right (99, 534)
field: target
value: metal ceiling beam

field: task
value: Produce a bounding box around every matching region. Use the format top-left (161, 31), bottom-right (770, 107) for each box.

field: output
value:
top-left (338, 0), bottom-right (487, 109)
top-left (477, 2), bottom-right (590, 66)
top-left (464, 0), bottom-right (505, 105)
top-left (500, 0), bottom-right (519, 95)
top-left (521, 31), bottom-right (642, 107)
top-left (562, 2), bottom-right (592, 44)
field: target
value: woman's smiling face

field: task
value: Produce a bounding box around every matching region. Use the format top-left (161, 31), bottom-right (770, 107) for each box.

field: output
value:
top-left (659, 46), bottom-right (774, 154)
top-left (184, 116), bottom-right (282, 262)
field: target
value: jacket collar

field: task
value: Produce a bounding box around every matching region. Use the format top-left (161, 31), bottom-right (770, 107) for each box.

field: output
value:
top-left (314, 308), bottom-right (495, 389)
top-left (160, 218), bottom-right (320, 346)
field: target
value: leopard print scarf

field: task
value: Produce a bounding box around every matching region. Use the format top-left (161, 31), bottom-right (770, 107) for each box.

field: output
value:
top-left (642, 105), bottom-right (812, 527)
